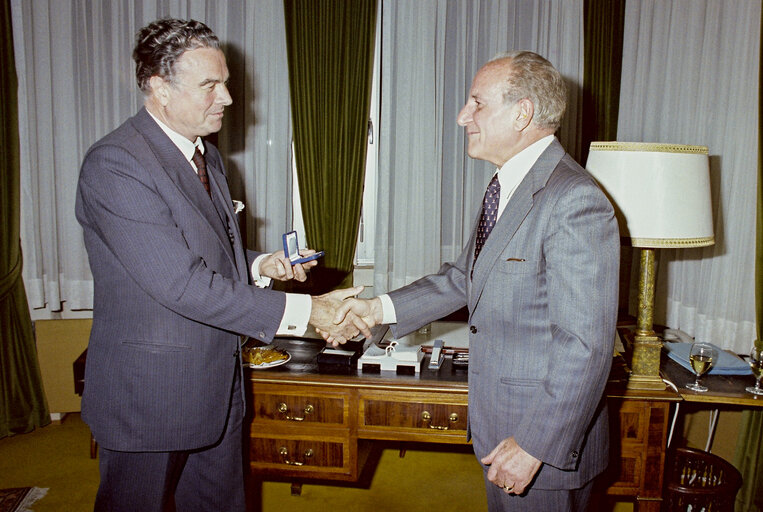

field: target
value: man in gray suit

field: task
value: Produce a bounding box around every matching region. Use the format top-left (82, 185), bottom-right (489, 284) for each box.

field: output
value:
top-left (330, 52), bottom-right (619, 510)
top-left (76, 18), bottom-right (367, 512)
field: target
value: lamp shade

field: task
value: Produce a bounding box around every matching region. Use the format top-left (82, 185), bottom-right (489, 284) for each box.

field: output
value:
top-left (585, 142), bottom-right (714, 248)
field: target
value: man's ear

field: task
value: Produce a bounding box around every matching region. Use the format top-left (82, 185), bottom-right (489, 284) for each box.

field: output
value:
top-left (513, 98), bottom-right (534, 130)
top-left (148, 76), bottom-right (170, 106)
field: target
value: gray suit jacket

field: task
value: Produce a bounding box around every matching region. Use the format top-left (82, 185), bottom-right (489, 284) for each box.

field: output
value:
top-left (75, 108), bottom-right (286, 452)
top-left (388, 139), bottom-right (619, 489)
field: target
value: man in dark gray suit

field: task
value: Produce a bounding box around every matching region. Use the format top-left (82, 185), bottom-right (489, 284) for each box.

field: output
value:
top-left (331, 52), bottom-right (619, 511)
top-left (76, 18), bottom-right (367, 512)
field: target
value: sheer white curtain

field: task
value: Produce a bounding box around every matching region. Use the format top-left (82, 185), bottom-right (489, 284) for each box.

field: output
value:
top-left (617, 0), bottom-right (760, 353)
top-left (13, 0), bottom-right (292, 317)
top-left (373, 0), bottom-right (583, 293)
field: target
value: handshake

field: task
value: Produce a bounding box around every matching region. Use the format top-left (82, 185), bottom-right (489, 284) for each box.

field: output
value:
top-left (259, 249), bottom-right (383, 346)
top-left (309, 287), bottom-right (384, 346)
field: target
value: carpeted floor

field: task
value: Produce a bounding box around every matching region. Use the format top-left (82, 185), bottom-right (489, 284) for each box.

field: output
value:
top-left (0, 413), bottom-right (489, 511)
top-left (0, 414), bottom-right (635, 511)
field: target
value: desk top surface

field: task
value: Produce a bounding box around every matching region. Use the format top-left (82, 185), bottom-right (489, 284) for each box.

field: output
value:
top-left (248, 323), bottom-right (763, 407)
top-left (246, 332), bottom-right (470, 393)
top-left (661, 355), bottom-right (763, 407)
top-left (245, 326), bottom-right (680, 401)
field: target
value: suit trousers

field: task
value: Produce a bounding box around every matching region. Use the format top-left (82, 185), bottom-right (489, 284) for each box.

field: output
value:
top-left (483, 473), bottom-right (595, 512)
top-left (94, 368), bottom-right (245, 512)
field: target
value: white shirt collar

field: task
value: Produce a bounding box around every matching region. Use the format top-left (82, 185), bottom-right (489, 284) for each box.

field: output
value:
top-left (146, 109), bottom-right (205, 165)
top-left (495, 134), bottom-right (554, 218)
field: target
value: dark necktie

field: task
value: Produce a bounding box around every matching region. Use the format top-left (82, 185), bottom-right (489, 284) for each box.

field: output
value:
top-left (473, 174), bottom-right (501, 264)
top-left (192, 147), bottom-right (210, 195)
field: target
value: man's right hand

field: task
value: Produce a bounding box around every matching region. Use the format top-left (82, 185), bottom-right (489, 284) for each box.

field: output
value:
top-left (310, 287), bottom-right (372, 346)
top-left (314, 297), bottom-right (384, 344)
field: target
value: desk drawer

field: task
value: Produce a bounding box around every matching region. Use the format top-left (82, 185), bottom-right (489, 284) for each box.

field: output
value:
top-left (251, 437), bottom-right (344, 468)
top-left (252, 383), bottom-right (349, 427)
top-left (358, 390), bottom-right (468, 441)
top-left (249, 432), bottom-right (361, 480)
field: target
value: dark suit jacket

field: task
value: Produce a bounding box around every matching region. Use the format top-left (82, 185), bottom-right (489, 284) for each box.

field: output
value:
top-left (388, 139), bottom-right (620, 489)
top-left (75, 108), bottom-right (286, 452)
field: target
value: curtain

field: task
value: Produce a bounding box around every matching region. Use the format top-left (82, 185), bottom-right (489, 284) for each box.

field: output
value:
top-left (0, 0), bottom-right (50, 438)
top-left (617, 0), bottom-right (759, 354)
top-left (581, 0), bottom-right (628, 313)
top-left (373, 0), bottom-right (584, 294)
top-left (581, 0), bottom-right (625, 165)
top-left (732, 6), bottom-right (763, 510)
top-left (283, 0), bottom-right (376, 292)
top-left (13, 1), bottom-right (293, 318)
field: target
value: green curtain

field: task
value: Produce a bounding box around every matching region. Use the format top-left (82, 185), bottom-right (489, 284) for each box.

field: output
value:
top-left (582, 0), bottom-right (629, 315)
top-left (581, 0), bottom-right (626, 166)
top-left (0, 0), bottom-right (50, 438)
top-left (733, 6), bottom-right (763, 511)
top-left (283, 0), bottom-right (377, 293)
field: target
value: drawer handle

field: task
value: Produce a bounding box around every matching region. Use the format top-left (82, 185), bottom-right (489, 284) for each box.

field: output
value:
top-left (279, 446), bottom-right (314, 466)
top-left (421, 411), bottom-right (459, 430)
top-left (277, 402), bottom-right (314, 421)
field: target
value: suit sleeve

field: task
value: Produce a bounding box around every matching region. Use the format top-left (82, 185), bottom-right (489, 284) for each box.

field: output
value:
top-left (513, 181), bottom-right (619, 470)
top-left (76, 143), bottom-right (286, 340)
top-left (387, 243), bottom-right (471, 337)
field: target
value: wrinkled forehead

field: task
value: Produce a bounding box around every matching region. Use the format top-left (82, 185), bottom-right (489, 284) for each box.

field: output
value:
top-left (470, 60), bottom-right (512, 98)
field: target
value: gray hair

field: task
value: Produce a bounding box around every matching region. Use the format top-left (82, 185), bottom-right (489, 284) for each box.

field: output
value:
top-left (489, 51), bottom-right (567, 131)
top-left (133, 18), bottom-right (220, 94)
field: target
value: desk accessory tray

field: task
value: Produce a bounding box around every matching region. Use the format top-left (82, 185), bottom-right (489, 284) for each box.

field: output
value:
top-left (358, 340), bottom-right (424, 375)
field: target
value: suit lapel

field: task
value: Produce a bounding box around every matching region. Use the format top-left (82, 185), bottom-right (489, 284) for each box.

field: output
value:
top-left (206, 159), bottom-right (247, 279)
top-left (468, 139), bottom-right (566, 312)
top-left (132, 109), bottom-right (238, 272)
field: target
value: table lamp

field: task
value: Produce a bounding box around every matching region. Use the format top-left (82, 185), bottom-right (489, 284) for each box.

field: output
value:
top-left (586, 142), bottom-right (715, 390)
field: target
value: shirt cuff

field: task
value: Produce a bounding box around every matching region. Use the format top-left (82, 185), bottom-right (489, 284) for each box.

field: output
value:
top-left (251, 253), bottom-right (272, 288)
top-left (378, 294), bottom-right (397, 324)
top-left (276, 293), bottom-right (311, 336)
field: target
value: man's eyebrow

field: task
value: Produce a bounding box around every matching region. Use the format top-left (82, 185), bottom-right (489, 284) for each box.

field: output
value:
top-left (199, 78), bottom-right (226, 86)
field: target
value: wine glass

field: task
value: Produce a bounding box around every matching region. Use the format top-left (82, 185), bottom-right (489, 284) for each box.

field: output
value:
top-left (745, 345), bottom-right (763, 395)
top-left (686, 342), bottom-right (716, 392)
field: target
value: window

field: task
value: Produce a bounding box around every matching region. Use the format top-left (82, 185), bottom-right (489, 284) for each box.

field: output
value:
top-left (291, 6), bottom-right (381, 269)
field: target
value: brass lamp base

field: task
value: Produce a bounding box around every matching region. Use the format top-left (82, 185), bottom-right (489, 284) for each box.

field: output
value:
top-left (628, 334), bottom-right (664, 389)
top-left (626, 247), bottom-right (667, 391)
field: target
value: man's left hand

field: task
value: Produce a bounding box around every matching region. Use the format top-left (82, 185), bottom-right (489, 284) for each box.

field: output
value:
top-left (259, 250), bottom-right (319, 282)
top-left (481, 436), bottom-right (542, 495)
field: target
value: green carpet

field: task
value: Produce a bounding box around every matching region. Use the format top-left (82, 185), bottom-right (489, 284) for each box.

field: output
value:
top-left (0, 414), bottom-right (639, 511)
top-left (0, 413), bottom-right (487, 511)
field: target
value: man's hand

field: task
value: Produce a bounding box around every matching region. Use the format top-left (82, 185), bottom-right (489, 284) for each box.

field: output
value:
top-left (314, 296), bottom-right (383, 343)
top-left (310, 286), bottom-right (371, 346)
top-left (333, 297), bottom-right (383, 329)
top-left (259, 249), bottom-right (319, 282)
top-left (481, 436), bottom-right (542, 495)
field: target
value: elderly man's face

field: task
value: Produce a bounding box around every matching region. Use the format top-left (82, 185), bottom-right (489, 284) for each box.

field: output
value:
top-left (156, 47), bottom-right (232, 141)
top-left (457, 61), bottom-right (523, 167)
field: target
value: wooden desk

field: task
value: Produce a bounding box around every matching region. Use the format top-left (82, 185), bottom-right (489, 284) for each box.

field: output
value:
top-left (246, 336), bottom-right (680, 511)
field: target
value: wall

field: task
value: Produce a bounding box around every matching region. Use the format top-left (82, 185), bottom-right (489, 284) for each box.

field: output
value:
top-left (35, 319), bottom-right (92, 419)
